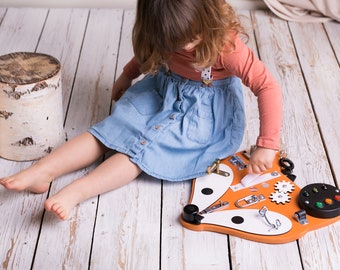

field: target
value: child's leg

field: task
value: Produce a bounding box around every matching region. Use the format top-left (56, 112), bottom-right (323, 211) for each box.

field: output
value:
top-left (0, 132), bottom-right (108, 193)
top-left (44, 152), bottom-right (141, 220)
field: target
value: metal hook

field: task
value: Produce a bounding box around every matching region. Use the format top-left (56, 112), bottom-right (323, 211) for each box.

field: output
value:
top-left (258, 206), bottom-right (281, 230)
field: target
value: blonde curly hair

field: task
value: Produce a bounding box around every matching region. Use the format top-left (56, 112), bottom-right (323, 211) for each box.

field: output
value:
top-left (132, 0), bottom-right (247, 74)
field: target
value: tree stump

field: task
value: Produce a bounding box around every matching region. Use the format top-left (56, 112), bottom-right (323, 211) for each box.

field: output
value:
top-left (0, 52), bottom-right (65, 161)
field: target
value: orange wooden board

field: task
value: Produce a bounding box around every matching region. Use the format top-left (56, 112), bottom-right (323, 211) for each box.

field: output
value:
top-left (180, 150), bottom-right (340, 244)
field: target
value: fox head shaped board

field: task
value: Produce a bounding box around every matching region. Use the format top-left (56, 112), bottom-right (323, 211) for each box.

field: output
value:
top-left (180, 149), bottom-right (340, 244)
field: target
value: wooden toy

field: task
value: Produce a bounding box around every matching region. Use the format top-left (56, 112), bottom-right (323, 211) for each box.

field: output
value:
top-left (180, 149), bottom-right (340, 244)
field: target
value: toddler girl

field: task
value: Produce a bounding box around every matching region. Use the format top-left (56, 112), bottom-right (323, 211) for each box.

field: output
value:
top-left (0, 0), bottom-right (282, 220)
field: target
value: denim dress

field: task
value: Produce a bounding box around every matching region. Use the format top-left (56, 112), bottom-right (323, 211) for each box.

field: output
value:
top-left (89, 70), bottom-right (245, 181)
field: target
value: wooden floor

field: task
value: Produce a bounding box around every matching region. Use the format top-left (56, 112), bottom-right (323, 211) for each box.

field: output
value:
top-left (0, 7), bottom-right (340, 270)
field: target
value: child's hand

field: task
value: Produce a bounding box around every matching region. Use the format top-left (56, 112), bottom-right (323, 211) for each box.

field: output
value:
top-left (111, 73), bottom-right (132, 101)
top-left (247, 147), bottom-right (276, 174)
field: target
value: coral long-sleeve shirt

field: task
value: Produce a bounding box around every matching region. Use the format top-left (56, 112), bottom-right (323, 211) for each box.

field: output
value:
top-left (123, 36), bottom-right (282, 150)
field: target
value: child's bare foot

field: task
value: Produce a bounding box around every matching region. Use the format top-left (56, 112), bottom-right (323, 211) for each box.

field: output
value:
top-left (44, 190), bottom-right (81, 220)
top-left (0, 164), bottom-right (53, 193)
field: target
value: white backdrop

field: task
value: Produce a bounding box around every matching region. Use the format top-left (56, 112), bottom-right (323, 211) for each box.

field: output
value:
top-left (0, 0), bottom-right (265, 9)
top-left (0, 0), bottom-right (137, 8)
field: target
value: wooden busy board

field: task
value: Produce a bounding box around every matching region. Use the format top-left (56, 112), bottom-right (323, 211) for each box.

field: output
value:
top-left (180, 150), bottom-right (340, 244)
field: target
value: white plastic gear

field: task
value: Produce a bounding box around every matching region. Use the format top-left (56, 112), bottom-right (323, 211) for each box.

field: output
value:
top-left (274, 180), bottom-right (295, 193)
top-left (270, 191), bottom-right (291, 204)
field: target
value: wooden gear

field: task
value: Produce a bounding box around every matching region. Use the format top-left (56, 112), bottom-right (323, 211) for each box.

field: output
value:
top-left (180, 150), bottom-right (340, 244)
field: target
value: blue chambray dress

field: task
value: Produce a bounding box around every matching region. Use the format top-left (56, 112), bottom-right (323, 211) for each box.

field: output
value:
top-left (88, 70), bottom-right (245, 181)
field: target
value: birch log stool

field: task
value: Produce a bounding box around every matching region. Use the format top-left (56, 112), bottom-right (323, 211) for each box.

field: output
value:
top-left (0, 52), bottom-right (64, 161)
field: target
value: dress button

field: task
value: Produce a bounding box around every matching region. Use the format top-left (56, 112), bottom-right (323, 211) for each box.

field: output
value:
top-left (169, 114), bottom-right (175, 120)
top-left (140, 140), bottom-right (146, 145)
top-left (155, 125), bottom-right (161, 130)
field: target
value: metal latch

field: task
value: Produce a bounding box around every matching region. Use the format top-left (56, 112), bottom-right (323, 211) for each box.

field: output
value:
top-left (229, 155), bottom-right (247, 170)
top-left (207, 159), bottom-right (230, 177)
top-left (235, 194), bottom-right (266, 208)
top-left (199, 200), bottom-right (229, 214)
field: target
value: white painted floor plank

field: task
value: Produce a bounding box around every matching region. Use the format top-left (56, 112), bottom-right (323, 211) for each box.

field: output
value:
top-left (0, 8), bottom-right (48, 55)
top-left (0, 7), bottom-right (6, 21)
top-left (32, 9), bottom-right (124, 270)
top-left (288, 21), bottom-right (340, 270)
top-left (36, 8), bottom-right (89, 117)
top-left (324, 20), bottom-right (340, 65)
top-left (289, 21), bottom-right (340, 186)
top-left (251, 10), bottom-right (340, 270)
top-left (0, 8), bottom-right (49, 270)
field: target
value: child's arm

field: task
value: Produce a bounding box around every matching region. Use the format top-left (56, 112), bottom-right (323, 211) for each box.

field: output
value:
top-left (111, 73), bottom-right (132, 101)
top-left (221, 35), bottom-right (282, 173)
top-left (112, 57), bottom-right (142, 101)
top-left (247, 147), bottom-right (276, 174)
